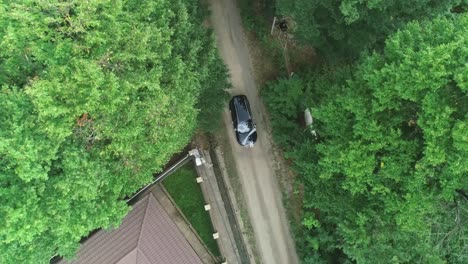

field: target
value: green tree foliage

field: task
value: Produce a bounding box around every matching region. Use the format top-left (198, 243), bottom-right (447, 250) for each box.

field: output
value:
top-left (262, 75), bottom-right (304, 146)
top-left (264, 14), bottom-right (468, 263)
top-left (276, 0), bottom-right (462, 59)
top-left (196, 53), bottom-right (230, 133)
top-left (0, 0), bottom-right (228, 263)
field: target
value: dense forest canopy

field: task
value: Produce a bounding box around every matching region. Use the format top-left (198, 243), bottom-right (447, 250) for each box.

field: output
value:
top-left (0, 0), bottom-right (228, 263)
top-left (276, 0), bottom-right (463, 59)
top-left (263, 2), bottom-right (467, 262)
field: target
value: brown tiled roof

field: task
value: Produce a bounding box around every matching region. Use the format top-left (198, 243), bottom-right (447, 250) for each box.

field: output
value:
top-left (59, 193), bottom-right (204, 264)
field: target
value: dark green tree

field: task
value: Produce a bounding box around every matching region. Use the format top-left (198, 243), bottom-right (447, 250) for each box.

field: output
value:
top-left (0, 0), bottom-right (228, 263)
top-left (196, 53), bottom-right (231, 133)
top-left (305, 14), bottom-right (468, 263)
top-left (262, 75), bottom-right (304, 146)
top-left (276, 0), bottom-right (462, 59)
top-left (264, 14), bottom-right (467, 262)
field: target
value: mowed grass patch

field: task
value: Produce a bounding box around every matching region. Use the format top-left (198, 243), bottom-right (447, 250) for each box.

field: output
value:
top-left (162, 163), bottom-right (220, 257)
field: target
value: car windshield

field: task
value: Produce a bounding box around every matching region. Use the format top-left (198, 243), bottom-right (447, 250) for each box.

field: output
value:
top-left (237, 121), bottom-right (252, 133)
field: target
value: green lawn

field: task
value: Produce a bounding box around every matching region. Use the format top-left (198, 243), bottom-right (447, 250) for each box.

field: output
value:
top-left (163, 163), bottom-right (221, 257)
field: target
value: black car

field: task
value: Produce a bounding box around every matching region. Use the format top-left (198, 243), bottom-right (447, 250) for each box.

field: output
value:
top-left (229, 95), bottom-right (257, 147)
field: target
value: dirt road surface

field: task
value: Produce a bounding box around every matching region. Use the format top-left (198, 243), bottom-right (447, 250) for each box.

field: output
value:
top-left (208, 1), bottom-right (299, 263)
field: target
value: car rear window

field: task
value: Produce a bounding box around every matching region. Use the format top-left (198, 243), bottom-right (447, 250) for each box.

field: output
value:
top-left (238, 121), bottom-right (253, 133)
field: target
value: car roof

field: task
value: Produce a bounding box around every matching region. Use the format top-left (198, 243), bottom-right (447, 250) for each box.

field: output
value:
top-left (232, 95), bottom-right (252, 122)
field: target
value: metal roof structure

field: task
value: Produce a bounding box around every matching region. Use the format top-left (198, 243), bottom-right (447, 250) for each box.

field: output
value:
top-left (57, 185), bottom-right (216, 264)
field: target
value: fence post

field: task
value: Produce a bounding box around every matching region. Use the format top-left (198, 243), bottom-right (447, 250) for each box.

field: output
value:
top-left (270, 16), bottom-right (277, 35)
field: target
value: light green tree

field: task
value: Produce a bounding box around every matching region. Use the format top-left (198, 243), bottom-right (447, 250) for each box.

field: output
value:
top-left (0, 0), bottom-right (228, 263)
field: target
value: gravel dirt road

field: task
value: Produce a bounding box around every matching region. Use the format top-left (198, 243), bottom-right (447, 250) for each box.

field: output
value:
top-left (208, 1), bottom-right (299, 263)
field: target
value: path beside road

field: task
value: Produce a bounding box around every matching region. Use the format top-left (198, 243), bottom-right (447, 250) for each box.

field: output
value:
top-left (195, 150), bottom-right (243, 263)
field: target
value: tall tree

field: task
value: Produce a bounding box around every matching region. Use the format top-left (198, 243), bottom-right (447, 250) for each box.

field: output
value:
top-left (264, 14), bottom-right (468, 262)
top-left (276, 0), bottom-right (462, 59)
top-left (0, 0), bottom-right (227, 263)
top-left (306, 14), bottom-right (468, 263)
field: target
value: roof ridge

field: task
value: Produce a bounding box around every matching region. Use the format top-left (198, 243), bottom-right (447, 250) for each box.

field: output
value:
top-left (136, 195), bottom-right (151, 249)
top-left (137, 247), bottom-right (152, 264)
top-left (114, 248), bottom-right (138, 264)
